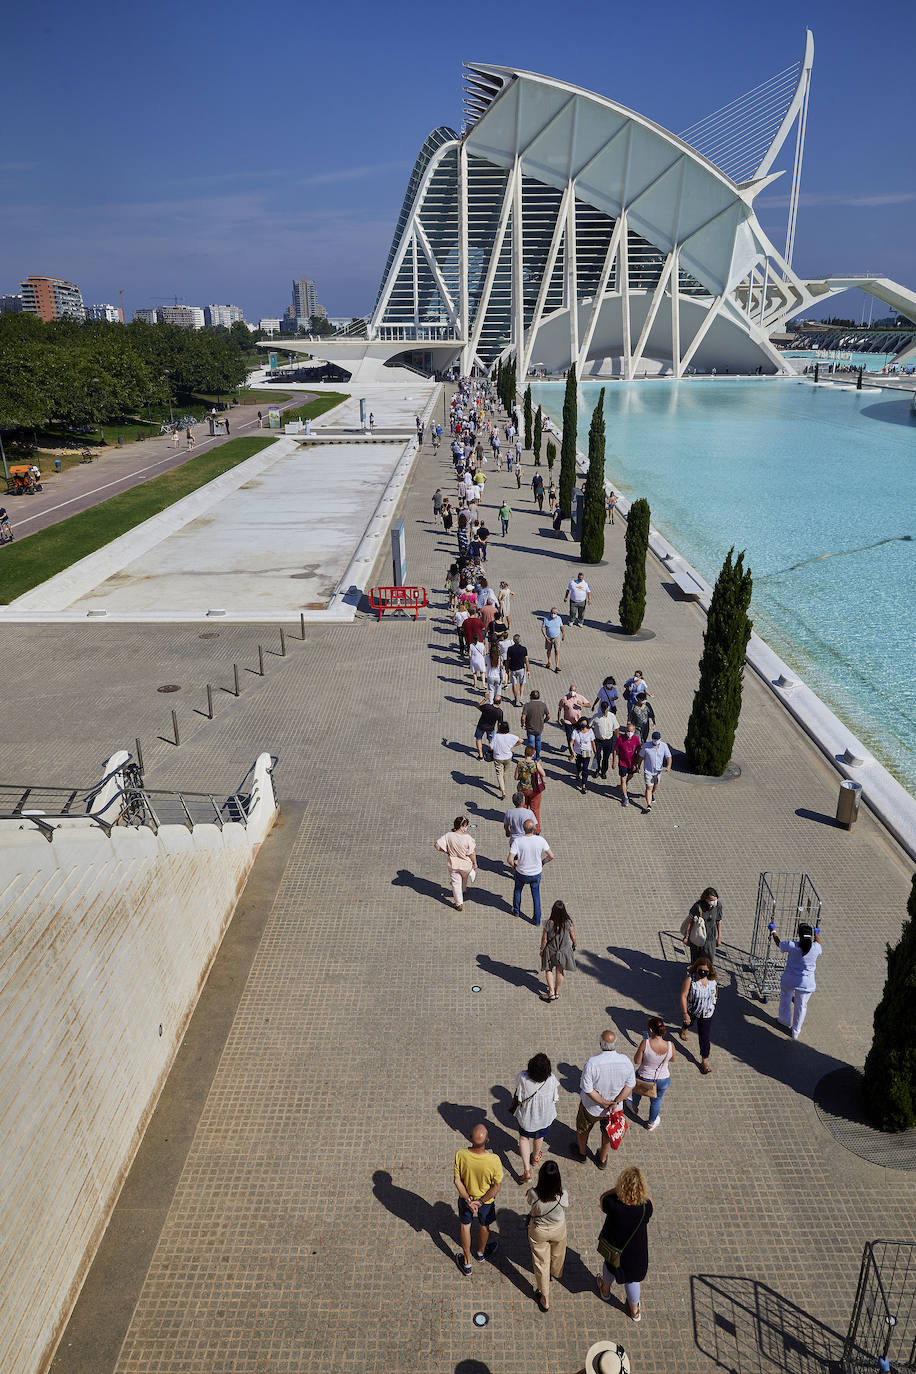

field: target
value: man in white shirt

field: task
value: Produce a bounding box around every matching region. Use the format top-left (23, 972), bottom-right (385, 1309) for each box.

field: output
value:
top-left (491, 722), bottom-right (520, 800)
top-left (575, 1028), bottom-right (636, 1168)
top-left (564, 572), bottom-right (592, 627)
top-left (508, 820), bottom-right (554, 924)
top-left (639, 730), bottom-right (672, 812)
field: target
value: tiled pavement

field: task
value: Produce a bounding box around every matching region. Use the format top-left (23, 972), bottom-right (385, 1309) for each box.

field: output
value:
top-left (20, 390), bottom-right (916, 1374)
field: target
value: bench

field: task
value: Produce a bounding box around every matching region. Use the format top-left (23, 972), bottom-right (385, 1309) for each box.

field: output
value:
top-left (368, 586), bottom-right (428, 621)
top-left (666, 559), bottom-right (705, 600)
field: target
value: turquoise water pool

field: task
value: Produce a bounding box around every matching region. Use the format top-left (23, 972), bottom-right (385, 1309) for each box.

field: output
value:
top-left (532, 378), bottom-right (916, 794)
top-left (782, 350), bottom-right (914, 374)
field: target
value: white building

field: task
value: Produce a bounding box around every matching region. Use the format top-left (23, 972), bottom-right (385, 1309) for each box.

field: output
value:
top-left (133, 308), bottom-right (159, 324)
top-left (258, 318), bottom-right (282, 335)
top-left (159, 305), bottom-right (205, 329)
top-left (204, 304), bottom-right (245, 328)
top-left (85, 303), bottom-right (123, 322)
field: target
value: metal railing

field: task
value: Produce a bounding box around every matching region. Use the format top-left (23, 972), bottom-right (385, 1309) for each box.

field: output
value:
top-left (0, 755), bottom-right (277, 843)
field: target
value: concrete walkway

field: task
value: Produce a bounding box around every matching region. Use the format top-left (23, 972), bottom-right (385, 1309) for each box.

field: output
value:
top-left (15, 391), bottom-right (916, 1374)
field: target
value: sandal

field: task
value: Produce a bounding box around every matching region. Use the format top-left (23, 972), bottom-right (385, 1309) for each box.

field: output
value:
top-left (629, 1301), bottom-right (641, 1323)
top-left (519, 1171), bottom-right (532, 1184)
top-left (532, 1150), bottom-right (543, 1164)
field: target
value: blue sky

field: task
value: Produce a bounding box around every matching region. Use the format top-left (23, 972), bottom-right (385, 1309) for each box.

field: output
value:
top-left (2, 0), bottom-right (913, 323)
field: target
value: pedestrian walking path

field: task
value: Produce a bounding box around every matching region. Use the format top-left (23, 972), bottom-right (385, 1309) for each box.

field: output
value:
top-left (26, 390), bottom-right (916, 1374)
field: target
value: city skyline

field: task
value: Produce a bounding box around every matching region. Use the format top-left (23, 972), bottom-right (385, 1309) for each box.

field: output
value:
top-left (2, 0), bottom-right (914, 325)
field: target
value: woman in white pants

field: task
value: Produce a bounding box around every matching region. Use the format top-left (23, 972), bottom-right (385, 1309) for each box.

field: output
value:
top-left (770, 921), bottom-right (822, 1039)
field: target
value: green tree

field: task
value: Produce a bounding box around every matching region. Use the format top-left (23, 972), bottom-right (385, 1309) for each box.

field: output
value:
top-left (309, 314), bottom-right (333, 337)
top-left (863, 875), bottom-right (916, 1131)
top-left (559, 364), bottom-right (577, 518)
top-left (523, 384), bottom-right (533, 449)
top-left (546, 440), bottom-right (556, 474)
top-left (534, 405), bottom-right (543, 465)
top-left (618, 497), bottom-right (650, 634)
top-left (683, 548), bottom-right (753, 775)
top-left (495, 357), bottom-right (503, 405)
top-left (580, 390), bottom-right (606, 564)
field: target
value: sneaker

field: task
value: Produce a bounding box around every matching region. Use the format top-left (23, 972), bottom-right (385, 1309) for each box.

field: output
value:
top-left (647, 1119), bottom-right (659, 1132)
top-left (621, 797), bottom-right (629, 807)
top-left (458, 1255), bottom-right (472, 1275)
top-left (475, 1239), bottom-right (499, 1260)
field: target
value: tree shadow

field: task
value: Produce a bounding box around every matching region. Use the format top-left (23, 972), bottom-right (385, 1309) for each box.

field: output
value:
top-left (371, 1170), bottom-right (458, 1265)
top-left (437, 1101), bottom-right (517, 1158)
top-left (500, 541), bottom-right (576, 562)
top-left (477, 953), bottom-right (542, 996)
top-left (691, 1274), bottom-right (845, 1373)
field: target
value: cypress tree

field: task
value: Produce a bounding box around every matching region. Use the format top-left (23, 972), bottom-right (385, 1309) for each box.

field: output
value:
top-left (580, 390), bottom-right (606, 564)
top-left (618, 497), bottom-right (650, 634)
top-left (509, 356), bottom-right (517, 415)
top-left (495, 357), bottom-right (502, 405)
top-left (559, 365), bottom-right (577, 519)
top-left (862, 876), bottom-right (916, 1131)
top-left (683, 548), bottom-right (753, 775)
top-left (546, 440), bottom-right (556, 474)
top-left (524, 384), bottom-right (533, 449)
top-left (534, 406), bottom-right (543, 465)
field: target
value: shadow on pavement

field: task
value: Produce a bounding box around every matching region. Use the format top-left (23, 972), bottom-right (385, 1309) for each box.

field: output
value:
top-left (795, 807), bottom-right (842, 829)
top-left (691, 1274), bottom-right (845, 1373)
top-left (477, 953), bottom-right (542, 996)
top-left (438, 1101), bottom-right (517, 1158)
top-left (371, 1170), bottom-right (458, 1265)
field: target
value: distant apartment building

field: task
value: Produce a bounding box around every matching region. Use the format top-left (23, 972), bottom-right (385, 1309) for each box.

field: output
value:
top-left (158, 305), bottom-right (205, 329)
top-left (259, 318), bottom-right (281, 334)
top-left (291, 278), bottom-right (319, 320)
top-left (204, 304), bottom-right (245, 328)
top-left (1, 293), bottom-right (23, 314)
top-left (20, 275), bottom-right (85, 322)
top-left (133, 308), bottom-right (160, 324)
top-left (84, 303), bottom-right (123, 322)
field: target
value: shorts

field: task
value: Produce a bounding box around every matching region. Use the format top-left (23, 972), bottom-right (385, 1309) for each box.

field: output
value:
top-left (576, 1101), bottom-right (607, 1138)
top-left (518, 1123), bottom-right (550, 1139)
top-left (644, 769), bottom-right (660, 785)
top-left (618, 763), bottom-right (638, 778)
top-left (474, 726), bottom-right (494, 742)
top-left (458, 1198), bottom-right (496, 1227)
top-left (511, 669), bottom-right (526, 686)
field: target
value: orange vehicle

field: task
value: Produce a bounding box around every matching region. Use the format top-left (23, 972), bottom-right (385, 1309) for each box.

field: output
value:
top-left (6, 464), bottom-right (43, 495)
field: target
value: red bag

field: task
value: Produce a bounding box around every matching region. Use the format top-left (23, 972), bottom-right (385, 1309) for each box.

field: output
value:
top-left (605, 1109), bottom-right (628, 1150)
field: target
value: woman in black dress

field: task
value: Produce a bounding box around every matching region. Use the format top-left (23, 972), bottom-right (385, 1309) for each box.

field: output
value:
top-left (596, 1166), bottom-right (653, 1322)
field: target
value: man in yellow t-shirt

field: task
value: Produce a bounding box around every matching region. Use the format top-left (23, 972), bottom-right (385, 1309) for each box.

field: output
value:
top-left (454, 1123), bottom-right (504, 1275)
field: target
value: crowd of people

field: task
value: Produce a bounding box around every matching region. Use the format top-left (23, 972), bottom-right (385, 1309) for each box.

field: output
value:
top-left (427, 375), bottom-right (824, 1327)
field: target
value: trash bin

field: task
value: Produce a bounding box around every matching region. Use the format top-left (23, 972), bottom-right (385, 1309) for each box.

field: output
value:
top-left (54, 459), bottom-right (62, 473)
top-left (836, 779), bottom-right (862, 829)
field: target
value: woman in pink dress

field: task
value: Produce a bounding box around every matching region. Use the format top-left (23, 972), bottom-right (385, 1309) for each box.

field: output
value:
top-left (435, 816), bottom-right (478, 910)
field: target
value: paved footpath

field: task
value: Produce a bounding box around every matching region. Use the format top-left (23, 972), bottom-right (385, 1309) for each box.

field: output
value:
top-left (5, 393), bottom-right (308, 542)
top-left (20, 388), bottom-right (915, 1374)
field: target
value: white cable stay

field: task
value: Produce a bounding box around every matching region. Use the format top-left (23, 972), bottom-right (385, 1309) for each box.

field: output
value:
top-left (680, 62), bottom-right (800, 142)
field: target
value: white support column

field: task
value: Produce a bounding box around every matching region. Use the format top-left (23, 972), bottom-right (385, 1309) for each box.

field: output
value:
top-left (459, 142), bottom-right (470, 372)
top-left (630, 252), bottom-right (674, 376)
top-left (414, 219), bottom-right (458, 326)
top-left (578, 214), bottom-right (624, 373)
top-left (521, 184), bottom-right (570, 379)
top-left (680, 294), bottom-right (725, 372)
top-left (512, 157), bottom-right (524, 367)
top-left (566, 192), bottom-right (579, 369)
top-left (412, 233), bottom-right (419, 333)
top-left (467, 166), bottom-right (516, 364)
top-left (619, 210), bottom-right (632, 378)
top-left (671, 246), bottom-right (681, 377)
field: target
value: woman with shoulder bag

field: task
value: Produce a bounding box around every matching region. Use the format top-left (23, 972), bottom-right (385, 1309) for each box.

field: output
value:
top-left (512, 1052), bottom-right (560, 1182)
top-left (679, 957), bottom-right (718, 1074)
top-left (628, 1017), bottom-right (674, 1131)
top-left (526, 1160), bottom-right (569, 1312)
top-left (596, 1166), bottom-right (653, 1321)
top-left (683, 886), bottom-right (722, 965)
top-left (515, 745), bottom-right (546, 830)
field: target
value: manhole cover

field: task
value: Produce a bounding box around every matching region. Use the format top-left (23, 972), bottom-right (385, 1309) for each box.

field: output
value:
top-left (157, 684), bottom-right (181, 693)
top-left (473, 1312), bottom-right (489, 1327)
top-left (199, 632), bottom-right (220, 639)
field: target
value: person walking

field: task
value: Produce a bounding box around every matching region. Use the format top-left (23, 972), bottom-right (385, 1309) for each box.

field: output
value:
top-left (679, 957), bottom-right (718, 1074)
top-left (638, 731), bottom-right (671, 811)
top-left (622, 671), bottom-right (649, 711)
top-left (446, 562), bottom-right (462, 611)
top-left (515, 746), bottom-right (546, 829)
top-left (513, 1053), bottom-right (560, 1181)
top-left (547, 481), bottom-right (557, 514)
top-left (257, 410), bottom-right (263, 428)
top-left (498, 500), bottom-right (512, 536)
top-left (596, 1166), bottom-right (653, 1322)
top-left (433, 488), bottom-right (444, 522)
top-left (539, 900), bottom-right (577, 1001)
top-left (504, 793), bottom-right (537, 841)
top-left (508, 819), bottom-right (554, 924)
top-left (606, 490), bottom-right (618, 524)
top-left (615, 720), bottom-right (642, 808)
top-left (575, 1028), bottom-right (636, 1168)
top-left (770, 920), bottom-right (822, 1039)
top-left (557, 685), bottom-right (590, 760)
top-left (505, 634), bottom-right (529, 706)
top-left (492, 720), bottom-right (520, 800)
top-left (592, 701), bottom-right (619, 779)
top-left (683, 887), bottom-right (723, 965)
top-left (435, 816), bottom-right (478, 911)
top-left (497, 579), bottom-right (514, 629)
top-left (628, 1017), bottom-right (675, 1131)
top-left (565, 572), bottom-right (592, 627)
top-left (457, 512), bottom-right (470, 557)
top-left (224, 417), bottom-right (230, 435)
top-left (593, 675), bottom-right (620, 718)
top-left (526, 1161), bottom-right (569, 1312)
top-left (516, 459), bottom-right (524, 489)
top-left (454, 1123), bottom-right (503, 1274)
top-left (542, 607), bottom-right (565, 672)
top-left (627, 690), bottom-right (655, 743)
top-left (520, 690), bottom-right (550, 761)
top-left (474, 697), bottom-right (503, 760)
top-left (441, 498), bottom-right (454, 533)
top-left (571, 717), bottom-right (597, 793)
top-left (469, 638), bottom-right (487, 693)
top-left (486, 644), bottom-right (504, 703)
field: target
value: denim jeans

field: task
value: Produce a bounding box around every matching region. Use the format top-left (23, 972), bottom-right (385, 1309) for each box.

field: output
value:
top-left (526, 730), bottom-right (542, 761)
top-left (595, 738), bottom-right (614, 776)
top-left (500, 517), bottom-right (509, 535)
top-left (630, 1075), bottom-right (670, 1124)
top-left (575, 755), bottom-right (591, 788)
top-left (513, 871), bottom-right (542, 923)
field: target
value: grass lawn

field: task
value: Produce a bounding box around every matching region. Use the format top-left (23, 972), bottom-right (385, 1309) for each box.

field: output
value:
top-left (283, 392), bottom-right (349, 424)
top-left (0, 436), bottom-right (277, 605)
top-left (237, 388), bottom-right (293, 404)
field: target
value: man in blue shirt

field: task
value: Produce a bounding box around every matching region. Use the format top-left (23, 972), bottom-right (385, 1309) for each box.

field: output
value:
top-left (541, 607), bottom-right (565, 673)
top-left (639, 731), bottom-right (672, 812)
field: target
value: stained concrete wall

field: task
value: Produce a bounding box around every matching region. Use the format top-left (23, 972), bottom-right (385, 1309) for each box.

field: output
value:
top-left (0, 755), bottom-right (277, 1374)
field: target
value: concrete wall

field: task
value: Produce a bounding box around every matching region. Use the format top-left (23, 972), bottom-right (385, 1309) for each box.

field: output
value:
top-left (0, 754), bottom-right (277, 1374)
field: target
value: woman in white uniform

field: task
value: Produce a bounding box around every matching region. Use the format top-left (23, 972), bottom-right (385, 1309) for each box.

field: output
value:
top-left (769, 920), bottom-right (822, 1039)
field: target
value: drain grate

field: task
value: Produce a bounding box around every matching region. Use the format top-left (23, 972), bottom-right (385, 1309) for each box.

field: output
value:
top-left (199, 632), bottom-right (220, 639)
top-left (156, 684), bottom-right (181, 693)
top-left (814, 1066), bottom-right (916, 1170)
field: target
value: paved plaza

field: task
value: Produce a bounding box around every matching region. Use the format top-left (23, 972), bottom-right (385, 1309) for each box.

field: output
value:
top-left (14, 387), bottom-right (914, 1373)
